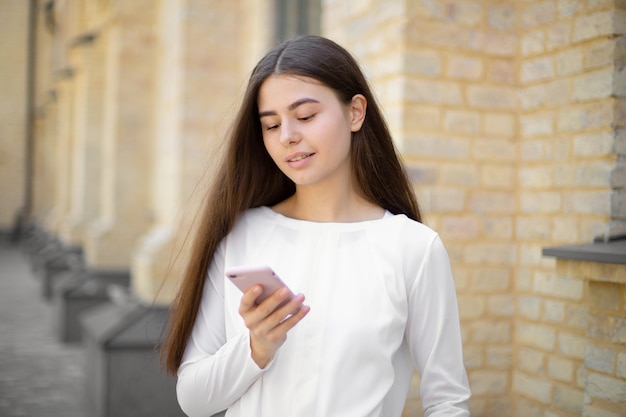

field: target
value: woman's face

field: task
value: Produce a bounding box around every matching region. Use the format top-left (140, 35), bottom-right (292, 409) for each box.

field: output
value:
top-left (257, 74), bottom-right (365, 190)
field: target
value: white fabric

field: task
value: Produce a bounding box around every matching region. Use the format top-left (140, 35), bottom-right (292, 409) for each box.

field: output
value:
top-left (177, 206), bottom-right (471, 417)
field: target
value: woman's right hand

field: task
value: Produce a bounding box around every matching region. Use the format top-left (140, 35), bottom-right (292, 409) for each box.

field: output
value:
top-left (238, 285), bottom-right (310, 369)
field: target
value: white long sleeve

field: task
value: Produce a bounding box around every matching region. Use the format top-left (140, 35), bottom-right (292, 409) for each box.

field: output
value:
top-left (176, 207), bottom-right (470, 417)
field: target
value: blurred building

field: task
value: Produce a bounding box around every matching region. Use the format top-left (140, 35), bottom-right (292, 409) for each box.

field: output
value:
top-left (1, 0), bottom-right (625, 416)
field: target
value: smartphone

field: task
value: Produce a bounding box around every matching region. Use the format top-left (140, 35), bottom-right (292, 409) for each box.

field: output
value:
top-left (225, 265), bottom-right (294, 305)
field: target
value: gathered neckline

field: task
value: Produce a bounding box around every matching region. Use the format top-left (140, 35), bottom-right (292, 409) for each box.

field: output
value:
top-left (255, 206), bottom-right (397, 230)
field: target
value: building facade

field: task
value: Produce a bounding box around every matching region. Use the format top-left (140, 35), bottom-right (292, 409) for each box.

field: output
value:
top-left (1, 0), bottom-right (625, 416)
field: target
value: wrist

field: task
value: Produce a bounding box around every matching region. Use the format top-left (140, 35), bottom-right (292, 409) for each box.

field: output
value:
top-left (249, 337), bottom-right (273, 369)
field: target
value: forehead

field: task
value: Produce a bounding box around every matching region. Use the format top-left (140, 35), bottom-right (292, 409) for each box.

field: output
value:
top-left (257, 74), bottom-right (339, 110)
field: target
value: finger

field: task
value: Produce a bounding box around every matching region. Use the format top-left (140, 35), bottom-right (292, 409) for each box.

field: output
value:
top-left (239, 285), bottom-right (263, 319)
top-left (241, 285), bottom-right (263, 310)
top-left (274, 303), bottom-right (310, 332)
top-left (270, 293), bottom-right (305, 321)
top-left (255, 287), bottom-right (294, 318)
top-left (253, 302), bottom-right (309, 349)
top-left (250, 292), bottom-right (304, 338)
top-left (242, 287), bottom-right (293, 333)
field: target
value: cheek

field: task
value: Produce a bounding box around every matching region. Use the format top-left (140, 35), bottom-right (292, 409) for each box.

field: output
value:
top-left (263, 136), bottom-right (280, 163)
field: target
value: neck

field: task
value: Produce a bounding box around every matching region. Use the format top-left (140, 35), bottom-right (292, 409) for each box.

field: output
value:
top-left (274, 182), bottom-right (384, 223)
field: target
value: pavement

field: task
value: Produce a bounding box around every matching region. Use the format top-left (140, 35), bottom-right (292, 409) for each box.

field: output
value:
top-left (0, 236), bottom-right (88, 417)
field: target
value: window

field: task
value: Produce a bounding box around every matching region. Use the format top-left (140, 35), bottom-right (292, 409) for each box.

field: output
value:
top-left (274, 0), bottom-right (321, 44)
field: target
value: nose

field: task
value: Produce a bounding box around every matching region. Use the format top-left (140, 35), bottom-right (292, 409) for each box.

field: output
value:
top-left (278, 121), bottom-right (301, 146)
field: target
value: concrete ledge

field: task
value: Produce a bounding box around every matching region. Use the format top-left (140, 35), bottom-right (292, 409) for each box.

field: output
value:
top-left (80, 301), bottom-right (185, 417)
top-left (54, 269), bottom-right (131, 344)
top-left (542, 238), bottom-right (626, 265)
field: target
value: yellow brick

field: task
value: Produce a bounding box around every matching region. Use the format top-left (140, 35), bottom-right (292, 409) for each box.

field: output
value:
top-left (483, 112), bottom-right (515, 137)
top-left (487, 59), bottom-right (515, 85)
top-left (440, 163), bottom-right (479, 187)
top-left (469, 191), bottom-right (515, 214)
top-left (520, 191), bottom-right (561, 213)
top-left (480, 165), bottom-right (515, 190)
top-left (522, 56), bottom-right (556, 83)
top-left (589, 282), bottom-right (622, 311)
top-left (447, 55), bottom-right (483, 80)
top-left (554, 385), bottom-right (584, 414)
top-left (488, 295), bottom-right (515, 317)
top-left (547, 21), bottom-right (571, 50)
top-left (572, 69), bottom-right (614, 101)
top-left (470, 370), bottom-right (508, 395)
top-left (481, 216), bottom-right (514, 239)
top-left (519, 166), bottom-right (554, 189)
top-left (486, 345), bottom-right (512, 368)
top-left (518, 321), bottom-right (557, 350)
top-left (573, 11), bottom-right (620, 42)
top-left (467, 85), bottom-right (517, 109)
top-left (440, 215), bottom-right (480, 239)
top-left (517, 216), bottom-right (552, 240)
top-left (513, 372), bottom-right (552, 404)
top-left (522, 1), bottom-right (557, 28)
top-left (548, 355), bottom-right (575, 382)
top-left (534, 272), bottom-right (584, 301)
top-left (444, 109), bottom-right (480, 134)
top-left (585, 38), bottom-right (617, 69)
top-left (519, 296), bottom-right (542, 320)
top-left (520, 113), bottom-right (554, 137)
top-left (586, 373), bottom-right (626, 405)
top-left (458, 295), bottom-right (485, 319)
top-left (521, 30), bottom-right (545, 56)
top-left (473, 138), bottom-right (517, 161)
top-left (558, 332), bottom-right (587, 359)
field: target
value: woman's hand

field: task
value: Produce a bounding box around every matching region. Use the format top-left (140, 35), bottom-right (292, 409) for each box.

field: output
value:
top-left (239, 285), bottom-right (310, 369)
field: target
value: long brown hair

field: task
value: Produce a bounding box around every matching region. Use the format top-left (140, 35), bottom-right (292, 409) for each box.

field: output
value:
top-left (161, 35), bottom-right (421, 375)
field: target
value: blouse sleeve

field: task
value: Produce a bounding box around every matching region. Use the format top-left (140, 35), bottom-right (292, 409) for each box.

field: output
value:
top-left (176, 243), bottom-right (267, 416)
top-left (405, 234), bottom-right (471, 416)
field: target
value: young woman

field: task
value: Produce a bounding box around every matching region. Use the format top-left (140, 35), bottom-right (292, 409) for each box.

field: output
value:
top-left (162, 35), bottom-right (471, 416)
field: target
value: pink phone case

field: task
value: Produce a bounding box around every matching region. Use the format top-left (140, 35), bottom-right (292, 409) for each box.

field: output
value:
top-left (225, 265), bottom-right (293, 304)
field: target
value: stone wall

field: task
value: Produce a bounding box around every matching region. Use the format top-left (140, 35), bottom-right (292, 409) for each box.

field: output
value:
top-left (515, 1), bottom-right (625, 415)
top-left (555, 259), bottom-right (626, 416)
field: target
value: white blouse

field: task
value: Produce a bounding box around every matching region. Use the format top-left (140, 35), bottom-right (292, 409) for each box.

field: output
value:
top-left (177, 207), bottom-right (471, 417)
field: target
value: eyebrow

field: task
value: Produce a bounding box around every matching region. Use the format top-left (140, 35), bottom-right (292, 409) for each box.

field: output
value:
top-left (259, 97), bottom-right (320, 118)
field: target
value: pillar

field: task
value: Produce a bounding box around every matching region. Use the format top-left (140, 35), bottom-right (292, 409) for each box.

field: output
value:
top-left (83, 0), bottom-right (156, 271)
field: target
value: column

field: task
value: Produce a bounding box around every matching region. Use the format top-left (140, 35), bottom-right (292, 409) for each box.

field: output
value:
top-left (57, 33), bottom-right (105, 245)
top-left (132, 0), bottom-right (250, 304)
top-left (83, 0), bottom-right (156, 271)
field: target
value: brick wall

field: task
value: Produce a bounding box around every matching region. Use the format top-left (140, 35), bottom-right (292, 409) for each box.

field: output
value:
top-left (402, 3), bottom-right (518, 415)
top-left (515, 1), bottom-right (624, 415)
top-left (555, 260), bottom-right (626, 416)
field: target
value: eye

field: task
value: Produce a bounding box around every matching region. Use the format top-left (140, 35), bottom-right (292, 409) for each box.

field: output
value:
top-left (265, 124), bottom-right (279, 131)
top-left (299, 114), bottom-right (315, 122)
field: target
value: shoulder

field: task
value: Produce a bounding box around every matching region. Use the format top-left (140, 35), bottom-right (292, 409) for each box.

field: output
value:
top-left (229, 206), bottom-right (272, 234)
top-left (376, 213), bottom-right (439, 246)
top-left (373, 214), bottom-right (449, 277)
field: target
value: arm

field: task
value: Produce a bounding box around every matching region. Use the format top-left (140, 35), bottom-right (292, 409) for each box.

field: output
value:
top-left (176, 250), bottom-right (266, 416)
top-left (405, 235), bottom-right (471, 416)
top-left (176, 247), bottom-right (310, 416)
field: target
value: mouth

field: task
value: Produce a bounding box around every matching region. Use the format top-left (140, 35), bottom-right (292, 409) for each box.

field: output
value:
top-left (287, 153), bottom-right (314, 162)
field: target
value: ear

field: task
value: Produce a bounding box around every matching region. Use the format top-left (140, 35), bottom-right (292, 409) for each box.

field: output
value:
top-left (349, 94), bottom-right (367, 132)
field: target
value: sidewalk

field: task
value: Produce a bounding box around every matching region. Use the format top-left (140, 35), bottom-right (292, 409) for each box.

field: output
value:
top-left (0, 237), bottom-right (88, 417)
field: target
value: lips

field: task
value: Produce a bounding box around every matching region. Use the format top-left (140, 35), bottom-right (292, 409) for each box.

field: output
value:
top-left (286, 153), bottom-right (314, 163)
